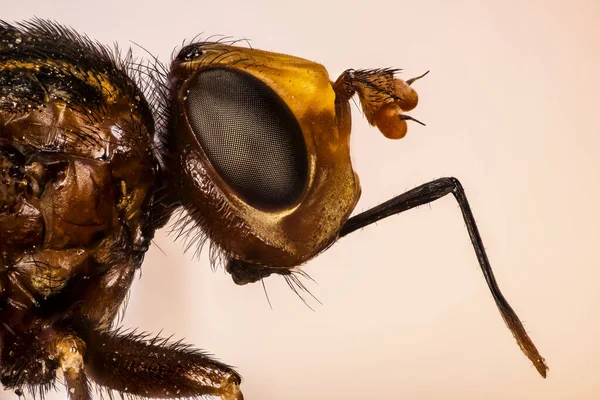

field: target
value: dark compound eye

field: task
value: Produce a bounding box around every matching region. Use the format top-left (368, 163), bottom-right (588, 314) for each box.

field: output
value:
top-left (184, 67), bottom-right (308, 209)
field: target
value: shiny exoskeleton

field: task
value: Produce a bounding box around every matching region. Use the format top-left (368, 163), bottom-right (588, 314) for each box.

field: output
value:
top-left (0, 19), bottom-right (547, 400)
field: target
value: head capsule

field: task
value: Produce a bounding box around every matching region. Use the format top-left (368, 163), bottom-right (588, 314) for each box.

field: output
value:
top-left (163, 43), bottom-right (425, 283)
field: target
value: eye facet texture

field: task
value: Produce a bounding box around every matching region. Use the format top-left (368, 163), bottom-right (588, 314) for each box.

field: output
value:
top-left (185, 67), bottom-right (308, 209)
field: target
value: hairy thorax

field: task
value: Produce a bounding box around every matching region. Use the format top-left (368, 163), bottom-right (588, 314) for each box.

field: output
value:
top-left (0, 64), bottom-right (157, 331)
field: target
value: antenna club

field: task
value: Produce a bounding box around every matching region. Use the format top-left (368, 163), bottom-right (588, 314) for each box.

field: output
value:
top-left (393, 78), bottom-right (419, 112)
top-left (374, 103), bottom-right (408, 139)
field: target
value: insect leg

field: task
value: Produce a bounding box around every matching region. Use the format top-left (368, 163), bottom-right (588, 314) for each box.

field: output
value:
top-left (56, 335), bottom-right (91, 400)
top-left (83, 329), bottom-right (243, 399)
top-left (0, 322), bottom-right (91, 399)
top-left (339, 177), bottom-right (548, 377)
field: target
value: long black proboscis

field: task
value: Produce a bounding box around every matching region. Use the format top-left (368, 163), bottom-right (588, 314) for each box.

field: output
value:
top-left (339, 177), bottom-right (548, 377)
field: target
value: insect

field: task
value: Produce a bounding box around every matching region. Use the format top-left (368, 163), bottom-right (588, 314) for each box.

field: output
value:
top-left (0, 19), bottom-right (547, 400)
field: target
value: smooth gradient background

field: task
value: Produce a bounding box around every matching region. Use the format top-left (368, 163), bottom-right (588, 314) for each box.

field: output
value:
top-left (2, 1), bottom-right (599, 399)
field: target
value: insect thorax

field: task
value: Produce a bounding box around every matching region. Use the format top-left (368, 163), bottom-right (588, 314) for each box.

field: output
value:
top-left (0, 21), bottom-right (159, 332)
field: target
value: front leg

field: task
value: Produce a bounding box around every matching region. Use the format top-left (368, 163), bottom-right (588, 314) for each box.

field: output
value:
top-left (0, 329), bottom-right (91, 400)
top-left (56, 335), bottom-right (91, 400)
top-left (83, 328), bottom-right (243, 399)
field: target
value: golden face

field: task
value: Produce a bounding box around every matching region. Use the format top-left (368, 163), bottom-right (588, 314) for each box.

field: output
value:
top-left (165, 43), bottom-right (426, 282)
top-left (0, 21), bottom-right (547, 399)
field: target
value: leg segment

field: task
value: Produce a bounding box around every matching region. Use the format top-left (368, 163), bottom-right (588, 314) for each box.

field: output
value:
top-left (83, 328), bottom-right (243, 399)
top-left (0, 328), bottom-right (90, 399)
top-left (340, 177), bottom-right (548, 377)
top-left (56, 335), bottom-right (91, 400)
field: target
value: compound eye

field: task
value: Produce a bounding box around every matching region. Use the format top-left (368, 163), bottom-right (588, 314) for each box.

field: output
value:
top-left (184, 67), bottom-right (308, 209)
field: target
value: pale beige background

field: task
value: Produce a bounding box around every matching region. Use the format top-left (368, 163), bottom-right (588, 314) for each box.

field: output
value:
top-left (2, 1), bottom-right (599, 399)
